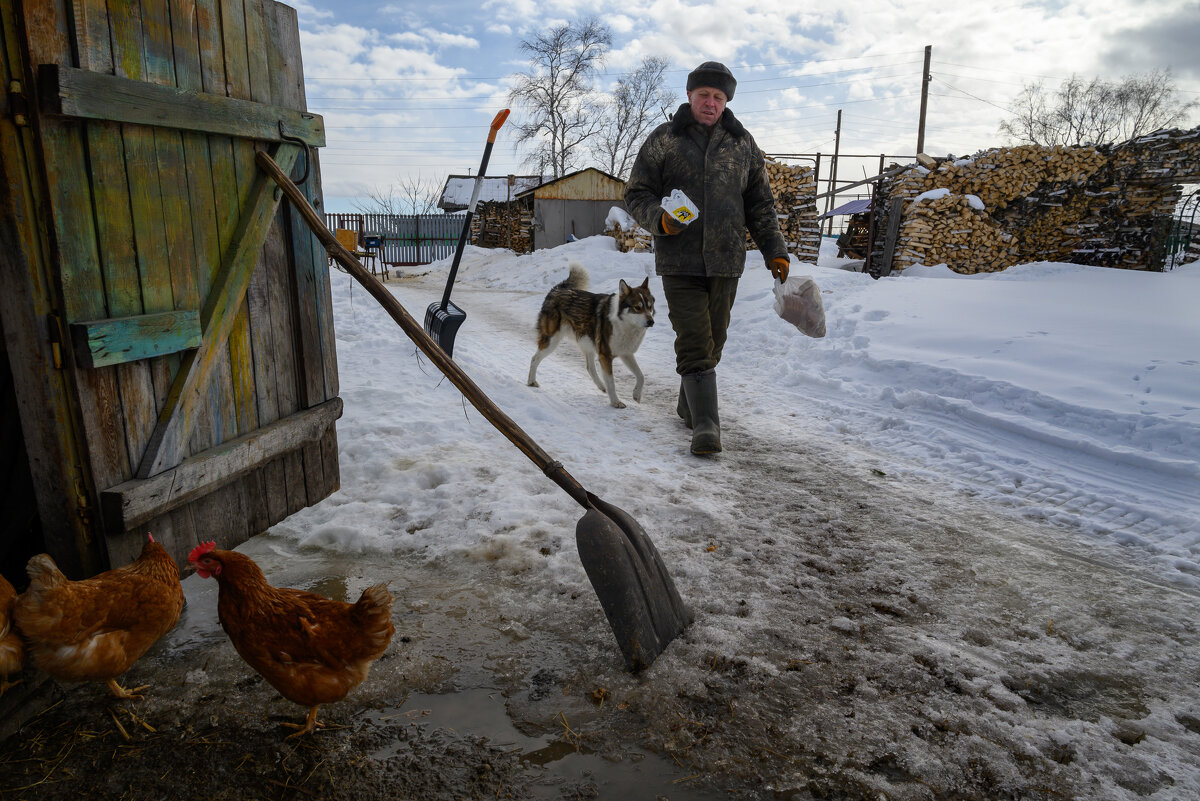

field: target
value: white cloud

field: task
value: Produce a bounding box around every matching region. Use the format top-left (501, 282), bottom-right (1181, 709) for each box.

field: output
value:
top-left (297, 0), bottom-right (1200, 207)
top-left (390, 29), bottom-right (480, 50)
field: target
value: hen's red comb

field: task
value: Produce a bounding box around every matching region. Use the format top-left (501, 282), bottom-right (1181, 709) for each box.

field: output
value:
top-left (147, 532), bottom-right (156, 542)
top-left (188, 541), bottom-right (217, 563)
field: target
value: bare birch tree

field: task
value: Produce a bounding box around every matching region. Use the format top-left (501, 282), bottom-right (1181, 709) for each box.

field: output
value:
top-left (1000, 69), bottom-right (1197, 146)
top-left (354, 173), bottom-right (443, 215)
top-left (592, 56), bottom-right (676, 179)
top-left (507, 19), bottom-right (612, 179)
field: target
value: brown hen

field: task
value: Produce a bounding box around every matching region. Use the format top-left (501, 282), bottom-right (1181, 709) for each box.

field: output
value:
top-left (188, 541), bottom-right (395, 737)
top-left (0, 572), bottom-right (25, 694)
top-left (13, 534), bottom-right (184, 698)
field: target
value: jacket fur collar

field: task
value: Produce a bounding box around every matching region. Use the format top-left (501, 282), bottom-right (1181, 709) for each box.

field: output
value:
top-left (669, 102), bottom-right (747, 138)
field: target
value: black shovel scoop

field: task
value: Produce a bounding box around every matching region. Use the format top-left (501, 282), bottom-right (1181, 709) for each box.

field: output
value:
top-left (423, 109), bottom-right (510, 357)
top-left (257, 151), bottom-right (691, 671)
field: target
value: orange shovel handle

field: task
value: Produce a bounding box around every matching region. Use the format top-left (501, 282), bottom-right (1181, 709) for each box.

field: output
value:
top-left (488, 109), bottom-right (510, 143)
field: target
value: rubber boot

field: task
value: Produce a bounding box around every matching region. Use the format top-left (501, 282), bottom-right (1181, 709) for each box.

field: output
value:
top-left (676, 379), bottom-right (692, 429)
top-left (682, 369), bottom-right (721, 455)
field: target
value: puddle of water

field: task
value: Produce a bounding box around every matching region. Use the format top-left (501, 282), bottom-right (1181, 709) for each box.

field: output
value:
top-left (369, 687), bottom-right (729, 799)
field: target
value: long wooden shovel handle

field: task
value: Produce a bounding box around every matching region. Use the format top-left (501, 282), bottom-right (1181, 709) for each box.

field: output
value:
top-left (256, 150), bottom-right (592, 510)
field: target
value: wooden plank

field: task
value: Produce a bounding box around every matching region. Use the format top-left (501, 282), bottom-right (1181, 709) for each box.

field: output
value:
top-left (184, 478), bottom-right (246, 552)
top-left (69, 310), bottom-right (202, 368)
top-left (247, 214), bottom-right (287, 424)
top-left (245, 0), bottom-right (290, 427)
top-left (107, 0), bottom-right (170, 475)
top-left (142, 0), bottom-right (198, 442)
top-left (24, 0), bottom-right (132, 504)
top-left (37, 64), bottom-right (325, 145)
top-left (263, 455), bottom-right (288, 524)
top-left (319, 421), bottom-right (340, 497)
top-left (268, 0), bottom-right (337, 405)
top-left (173, 0), bottom-right (229, 455)
top-left (244, 462), bottom-right (270, 535)
top-left (220, 0), bottom-right (260, 440)
top-left (283, 449), bottom-right (306, 516)
top-left (136, 143), bottom-right (299, 478)
top-left (876, 196), bottom-right (906, 278)
top-left (0, 3), bottom-right (105, 577)
top-left (102, 397), bottom-right (341, 530)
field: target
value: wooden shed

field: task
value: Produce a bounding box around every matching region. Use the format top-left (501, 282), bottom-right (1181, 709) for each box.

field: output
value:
top-left (0, 0), bottom-right (338, 590)
top-left (519, 168), bottom-right (627, 250)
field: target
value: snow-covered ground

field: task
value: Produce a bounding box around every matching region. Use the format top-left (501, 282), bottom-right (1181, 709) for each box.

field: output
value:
top-left (317, 235), bottom-right (1199, 585)
top-left (206, 234), bottom-right (1198, 798)
top-left (113, 235), bottom-right (1198, 800)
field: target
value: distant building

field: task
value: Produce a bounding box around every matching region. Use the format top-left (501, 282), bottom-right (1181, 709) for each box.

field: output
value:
top-left (438, 174), bottom-right (544, 212)
top-left (517, 168), bottom-right (628, 250)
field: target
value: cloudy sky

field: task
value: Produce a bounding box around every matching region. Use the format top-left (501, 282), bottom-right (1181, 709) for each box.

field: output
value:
top-left (289, 0), bottom-right (1200, 212)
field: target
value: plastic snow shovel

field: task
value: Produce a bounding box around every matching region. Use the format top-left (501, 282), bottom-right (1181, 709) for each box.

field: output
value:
top-left (423, 108), bottom-right (510, 358)
top-left (257, 150), bottom-right (691, 672)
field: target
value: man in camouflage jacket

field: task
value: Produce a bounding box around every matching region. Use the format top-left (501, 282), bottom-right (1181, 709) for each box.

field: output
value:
top-left (624, 60), bottom-right (791, 455)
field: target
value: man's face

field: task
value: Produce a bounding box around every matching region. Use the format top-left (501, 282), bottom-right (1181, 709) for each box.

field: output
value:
top-left (688, 87), bottom-right (727, 126)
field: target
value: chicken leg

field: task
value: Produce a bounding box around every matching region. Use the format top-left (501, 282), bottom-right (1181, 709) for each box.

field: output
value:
top-left (106, 678), bottom-right (149, 699)
top-left (282, 705), bottom-right (324, 738)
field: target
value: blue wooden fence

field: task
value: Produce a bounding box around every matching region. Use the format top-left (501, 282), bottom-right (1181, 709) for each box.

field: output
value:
top-left (324, 213), bottom-right (466, 265)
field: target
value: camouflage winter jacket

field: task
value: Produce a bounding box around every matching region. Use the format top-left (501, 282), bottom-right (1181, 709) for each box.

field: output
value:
top-left (624, 104), bottom-right (787, 278)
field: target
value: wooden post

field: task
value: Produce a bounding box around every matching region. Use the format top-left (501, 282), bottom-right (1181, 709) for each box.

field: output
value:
top-left (875, 196), bottom-right (906, 278)
top-left (825, 110), bottom-right (842, 237)
top-left (917, 45), bottom-right (931, 155)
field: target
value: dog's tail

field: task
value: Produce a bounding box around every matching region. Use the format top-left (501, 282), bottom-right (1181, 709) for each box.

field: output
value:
top-left (560, 262), bottom-right (589, 291)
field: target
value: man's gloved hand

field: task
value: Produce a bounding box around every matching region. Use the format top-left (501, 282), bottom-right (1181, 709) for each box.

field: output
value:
top-left (660, 211), bottom-right (686, 235)
top-left (769, 256), bottom-right (790, 283)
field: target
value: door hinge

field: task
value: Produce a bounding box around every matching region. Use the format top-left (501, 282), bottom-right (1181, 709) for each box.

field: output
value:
top-left (8, 80), bottom-right (29, 126)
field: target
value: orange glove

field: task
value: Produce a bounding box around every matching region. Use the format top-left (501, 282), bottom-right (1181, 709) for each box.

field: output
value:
top-left (660, 211), bottom-right (686, 235)
top-left (769, 256), bottom-right (790, 283)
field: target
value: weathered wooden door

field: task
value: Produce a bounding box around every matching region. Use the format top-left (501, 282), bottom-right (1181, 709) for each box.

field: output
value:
top-left (0, 0), bottom-right (340, 576)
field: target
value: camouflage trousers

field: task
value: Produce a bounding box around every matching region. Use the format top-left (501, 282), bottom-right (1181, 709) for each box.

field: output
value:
top-left (661, 275), bottom-right (740, 375)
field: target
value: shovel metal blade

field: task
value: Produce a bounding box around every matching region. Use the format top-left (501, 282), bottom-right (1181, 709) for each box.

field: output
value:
top-left (424, 300), bottom-right (466, 357)
top-left (576, 495), bottom-right (693, 671)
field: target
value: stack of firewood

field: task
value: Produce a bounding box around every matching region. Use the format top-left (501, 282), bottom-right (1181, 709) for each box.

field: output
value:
top-left (759, 157), bottom-right (822, 263)
top-left (888, 145), bottom-right (1108, 212)
top-left (873, 126), bottom-right (1200, 274)
top-left (893, 191), bottom-right (1016, 274)
top-left (606, 221), bottom-right (652, 253)
top-left (471, 200), bottom-right (533, 253)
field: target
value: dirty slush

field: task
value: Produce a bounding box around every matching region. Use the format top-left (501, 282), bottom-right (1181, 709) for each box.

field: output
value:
top-left (4, 403), bottom-right (1196, 800)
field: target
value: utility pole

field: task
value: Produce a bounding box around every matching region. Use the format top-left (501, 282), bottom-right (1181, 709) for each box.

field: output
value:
top-left (826, 109), bottom-right (842, 236)
top-left (916, 45), bottom-right (931, 154)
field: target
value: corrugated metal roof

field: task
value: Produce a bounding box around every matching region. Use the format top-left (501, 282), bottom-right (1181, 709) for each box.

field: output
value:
top-left (439, 174), bottom-right (545, 210)
top-left (819, 197), bottom-right (872, 218)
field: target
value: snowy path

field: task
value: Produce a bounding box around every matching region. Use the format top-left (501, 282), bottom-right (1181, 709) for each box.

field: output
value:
top-left (11, 259), bottom-right (1196, 801)
top-left (317, 271), bottom-right (1200, 799)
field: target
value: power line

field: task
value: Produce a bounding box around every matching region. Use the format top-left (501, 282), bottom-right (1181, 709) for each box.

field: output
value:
top-left (306, 50), bottom-right (927, 83)
top-left (929, 77), bottom-right (1012, 114)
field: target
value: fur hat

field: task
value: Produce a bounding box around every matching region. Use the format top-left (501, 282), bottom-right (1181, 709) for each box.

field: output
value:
top-left (686, 61), bottom-right (736, 101)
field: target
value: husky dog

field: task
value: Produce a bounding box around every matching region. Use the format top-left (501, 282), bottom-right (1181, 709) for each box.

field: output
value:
top-left (527, 263), bottom-right (655, 408)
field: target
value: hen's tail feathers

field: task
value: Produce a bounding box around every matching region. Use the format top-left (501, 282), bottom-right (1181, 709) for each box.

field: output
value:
top-left (353, 583), bottom-right (396, 651)
top-left (355, 583), bottom-right (394, 616)
top-left (25, 554), bottom-right (66, 591)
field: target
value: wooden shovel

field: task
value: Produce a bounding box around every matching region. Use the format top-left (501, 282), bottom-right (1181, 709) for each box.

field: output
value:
top-left (256, 151), bottom-right (691, 671)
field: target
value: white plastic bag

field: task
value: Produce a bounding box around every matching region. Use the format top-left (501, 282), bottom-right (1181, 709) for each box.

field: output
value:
top-left (660, 189), bottom-right (699, 226)
top-left (773, 275), bottom-right (826, 338)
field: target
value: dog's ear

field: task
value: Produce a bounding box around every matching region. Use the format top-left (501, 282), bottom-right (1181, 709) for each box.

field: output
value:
top-left (640, 277), bottom-right (650, 290)
top-left (619, 279), bottom-right (630, 294)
